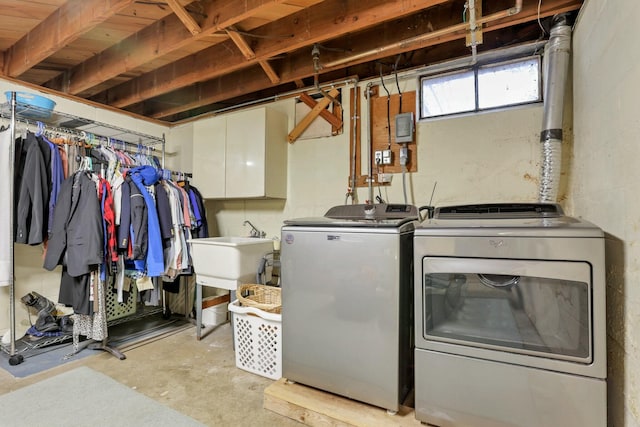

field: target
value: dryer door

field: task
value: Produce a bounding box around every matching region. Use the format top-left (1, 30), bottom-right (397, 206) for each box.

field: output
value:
top-left (417, 257), bottom-right (592, 364)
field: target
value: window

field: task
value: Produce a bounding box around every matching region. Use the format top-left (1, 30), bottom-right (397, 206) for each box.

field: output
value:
top-left (419, 56), bottom-right (541, 119)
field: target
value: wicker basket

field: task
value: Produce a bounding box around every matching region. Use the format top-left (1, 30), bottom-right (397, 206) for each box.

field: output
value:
top-left (237, 284), bottom-right (281, 314)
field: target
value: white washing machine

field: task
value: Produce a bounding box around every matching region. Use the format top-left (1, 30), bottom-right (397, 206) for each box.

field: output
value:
top-left (413, 203), bottom-right (606, 427)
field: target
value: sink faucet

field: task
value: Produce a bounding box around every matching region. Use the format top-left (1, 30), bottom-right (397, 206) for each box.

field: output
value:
top-left (243, 220), bottom-right (266, 238)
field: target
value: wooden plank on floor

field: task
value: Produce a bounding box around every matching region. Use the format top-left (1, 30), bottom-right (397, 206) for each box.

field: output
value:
top-left (264, 378), bottom-right (422, 427)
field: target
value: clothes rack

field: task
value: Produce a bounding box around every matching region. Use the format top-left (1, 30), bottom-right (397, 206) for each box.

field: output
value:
top-left (1, 91), bottom-right (190, 365)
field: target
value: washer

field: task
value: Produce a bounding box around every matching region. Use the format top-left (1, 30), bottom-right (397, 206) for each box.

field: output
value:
top-left (413, 203), bottom-right (606, 427)
top-left (281, 203), bottom-right (417, 412)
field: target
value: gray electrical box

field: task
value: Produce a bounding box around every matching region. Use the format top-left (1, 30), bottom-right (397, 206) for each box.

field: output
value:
top-left (395, 112), bottom-right (414, 143)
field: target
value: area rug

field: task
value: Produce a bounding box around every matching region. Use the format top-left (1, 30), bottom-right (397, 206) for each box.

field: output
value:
top-left (0, 337), bottom-right (95, 378)
top-left (1, 314), bottom-right (191, 378)
top-left (0, 366), bottom-right (204, 426)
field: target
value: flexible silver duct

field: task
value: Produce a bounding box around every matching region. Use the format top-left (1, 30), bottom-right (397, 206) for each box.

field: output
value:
top-left (539, 17), bottom-right (572, 203)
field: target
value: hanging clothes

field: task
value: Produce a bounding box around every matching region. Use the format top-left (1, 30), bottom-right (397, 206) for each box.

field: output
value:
top-left (30, 129), bottom-right (202, 312)
top-left (160, 180), bottom-right (189, 279)
top-left (72, 270), bottom-right (108, 352)
top-left (111, 169), bottom-right (125, 227)
top-left (155, 180), bottom-right (173, 243)
top-left (117, 173), bottom-right (132, 252)
top-left (40, 132), bottom-right (65, 235)
top-left (188, 185), bottom-right (209, 238)
top-left (0, 126), bottom-right (12, 286)
top-left (43, 171), bottom-right (104, 314)
top-left (127, 174), bottom-right (148, 261)
top-left (128, 165), bottom-right (164, 277)
top-left (15, 132), bottom-right (50, 245)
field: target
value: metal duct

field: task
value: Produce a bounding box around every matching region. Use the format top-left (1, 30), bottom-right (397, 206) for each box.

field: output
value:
top-left (539, 16), bottom-right (572, 203)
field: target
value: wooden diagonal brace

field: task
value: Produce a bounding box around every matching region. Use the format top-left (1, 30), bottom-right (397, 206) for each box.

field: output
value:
top-left (227, 26), bottom-right (280, 83)
top-left (299, 92), bottom-right (343, 129)
top-left (166, 0), bottom-right (202, 35)
top-left (288, 88), bottom-right (340, 143)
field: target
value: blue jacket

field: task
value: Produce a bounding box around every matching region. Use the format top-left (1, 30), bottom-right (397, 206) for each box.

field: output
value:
top-left (128, 166), bottom-right (164, 277)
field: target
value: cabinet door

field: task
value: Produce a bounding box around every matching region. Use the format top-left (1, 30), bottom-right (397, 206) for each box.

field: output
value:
top-left (192, 116), bottom-right (226, 198)
top-left (264, 108), bottom-right (288, 198)
top-left (225, 108), bottom-right (267, 198)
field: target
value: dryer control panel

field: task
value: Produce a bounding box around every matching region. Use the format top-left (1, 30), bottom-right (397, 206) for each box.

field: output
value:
top-left (325, 203), bottom-right (418, 221)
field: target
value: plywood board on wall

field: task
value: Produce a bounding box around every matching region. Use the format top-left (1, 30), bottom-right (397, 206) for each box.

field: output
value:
top-left (349, 87), bottom-right (417, 189)
top-left (370, 87), bottom-right (417, 175)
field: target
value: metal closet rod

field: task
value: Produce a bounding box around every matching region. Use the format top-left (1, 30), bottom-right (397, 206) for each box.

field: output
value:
top-left (0, 99), bottom-right (165, 147)
top-left (0, 112), bottom-right (161, 154)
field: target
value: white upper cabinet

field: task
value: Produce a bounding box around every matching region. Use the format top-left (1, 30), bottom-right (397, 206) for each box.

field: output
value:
top-left (192, 107), bottom-right (287, 199)
top-left (192, 115), bottom-right (226, 199)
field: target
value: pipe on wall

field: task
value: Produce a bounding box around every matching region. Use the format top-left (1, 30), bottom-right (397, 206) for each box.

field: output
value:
top-left (323, 0), bottom-right (523, 69)
top-left (365, 82), bottom-right (374, 203)
top-left (539, 16), bottom-right (572, 203)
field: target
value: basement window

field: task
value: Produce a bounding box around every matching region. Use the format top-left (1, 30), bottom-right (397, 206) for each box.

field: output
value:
top-left (419, 56), bottom-right (542, 119)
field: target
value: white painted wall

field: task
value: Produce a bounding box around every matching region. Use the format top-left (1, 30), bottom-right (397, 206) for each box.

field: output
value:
top-left (570, 0), bottom-right (640, 425)
top-left (193, 80), bottom-right (545, 240)
top-left (166, 121), bottom-right (193, 173)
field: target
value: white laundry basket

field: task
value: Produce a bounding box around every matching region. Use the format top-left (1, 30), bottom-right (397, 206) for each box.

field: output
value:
top-left (228, 299), bottom-right (281, 380)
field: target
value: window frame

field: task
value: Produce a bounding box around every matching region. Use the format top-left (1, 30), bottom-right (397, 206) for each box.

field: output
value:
top-left (418, 54), bottom-right (543, 121)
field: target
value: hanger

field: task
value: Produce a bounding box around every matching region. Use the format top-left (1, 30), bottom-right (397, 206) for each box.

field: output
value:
top-left (80, 156), bottom-right (93, 171)
top-left (35, 121), bottom-right (45, 137)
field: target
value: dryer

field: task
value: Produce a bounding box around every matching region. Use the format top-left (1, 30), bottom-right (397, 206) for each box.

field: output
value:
top-left (413, 203), bottom-right (606, 427)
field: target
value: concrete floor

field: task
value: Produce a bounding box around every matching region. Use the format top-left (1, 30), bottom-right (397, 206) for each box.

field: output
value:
top-left (0, 322), bottom-right (300, 426)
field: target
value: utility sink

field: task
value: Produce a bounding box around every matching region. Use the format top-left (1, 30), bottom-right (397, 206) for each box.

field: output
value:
top-left (189, 237), bottom-right (274, 290)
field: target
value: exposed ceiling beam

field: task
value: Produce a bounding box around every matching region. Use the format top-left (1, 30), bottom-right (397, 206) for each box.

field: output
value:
top-left (288, 0), bottom-right (582, 77)
top-left (44, 0), bottom-right (289, 96)
top-left (3, 0), bottom-right (136, 78)
top-left (166, 0), bottom-right (202, 35)
top-left (259, 60), bottom-right (281, 84)
top-left (148, 0), bottom-right (581, 119)
top-left (226, 26), bottom-right (281, 83)
top-left (99, 0), bottom-right (451, 109)
top-left (226, 26), bottom-right (257, 59)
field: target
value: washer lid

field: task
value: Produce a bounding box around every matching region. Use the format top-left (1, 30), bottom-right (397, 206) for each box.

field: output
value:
top-left (434, 203), bottom-right (562, 219)
top-left (284, 203), bottom-right (418, 228)
top-left (417, 203), bottom-right (603, 238)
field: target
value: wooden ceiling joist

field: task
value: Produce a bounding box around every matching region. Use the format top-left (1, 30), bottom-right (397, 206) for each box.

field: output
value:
top-left (148, 0), bottom-right (582, 119)
top-left (100, 0), bottom-right (451, 109)
top-left (44, 0), bottom-right (288, 96)
top-left (3, 0), bottom-right (136, 78)
top-left (0, 0), bottom-right (585, 121)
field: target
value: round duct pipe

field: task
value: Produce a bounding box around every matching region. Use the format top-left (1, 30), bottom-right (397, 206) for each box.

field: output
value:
top-left (539, 16), bottom-right (572, 203)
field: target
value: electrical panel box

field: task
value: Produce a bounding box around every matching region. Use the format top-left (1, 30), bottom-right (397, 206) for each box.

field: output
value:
top-left (395, 112), bottom-right (414, 143)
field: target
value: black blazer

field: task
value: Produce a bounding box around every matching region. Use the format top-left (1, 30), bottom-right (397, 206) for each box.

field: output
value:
top-left (15, 132), bottom-right (49, 245)
top-left (43, 171), bottom-right (104, 277)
